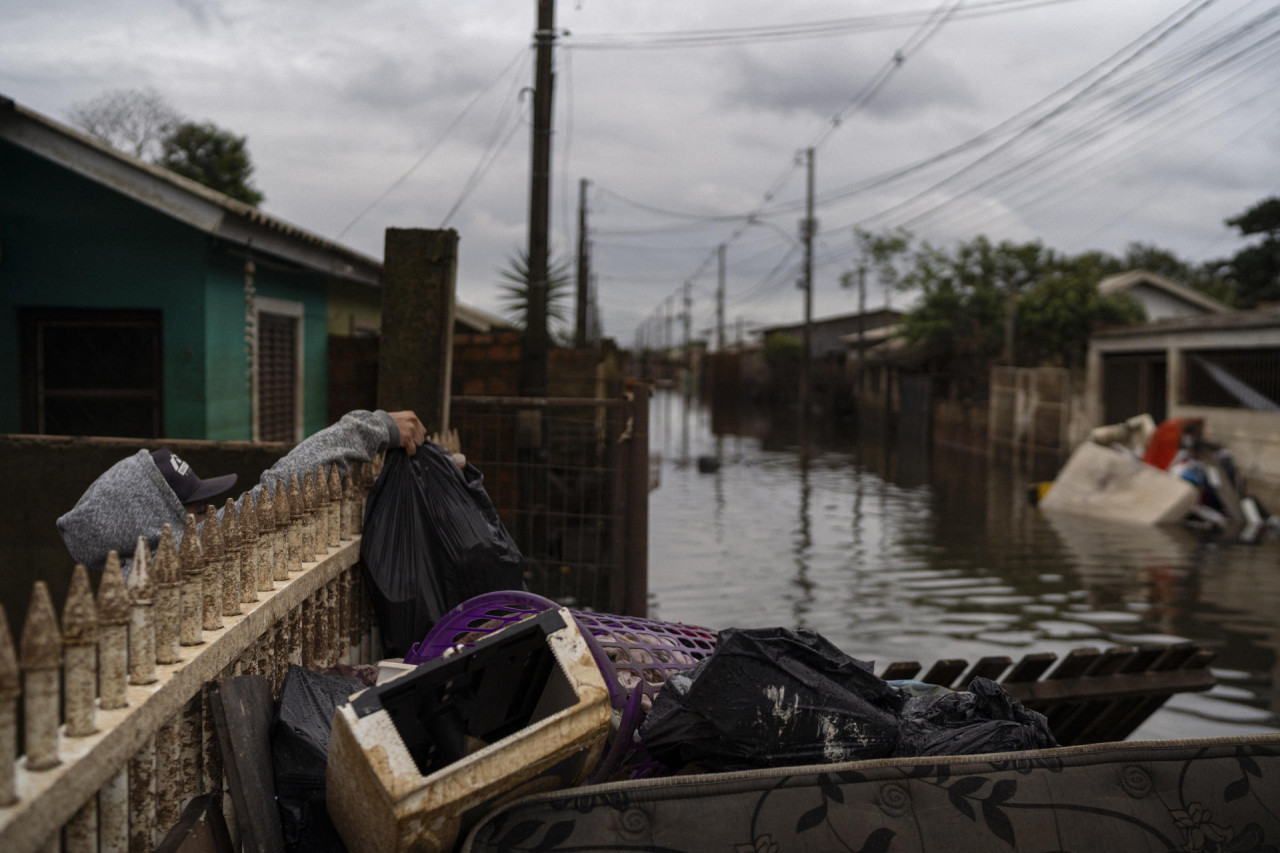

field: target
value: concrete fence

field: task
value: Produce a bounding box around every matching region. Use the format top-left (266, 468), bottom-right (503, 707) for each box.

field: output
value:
top-left (0, 455), bottom-right (385, 852)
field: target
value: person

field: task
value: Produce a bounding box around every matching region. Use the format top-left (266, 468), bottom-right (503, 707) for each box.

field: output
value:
top-left (57, 409), bottom-right (426, 573)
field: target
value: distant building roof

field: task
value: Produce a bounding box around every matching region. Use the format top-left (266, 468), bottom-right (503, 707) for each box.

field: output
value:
top-left (1092, 305), bottom-right (1280, 339)
top-left (455, 302), bottom-right (514, 333)
top-left (1097, 269), bottom-right (1230, 319)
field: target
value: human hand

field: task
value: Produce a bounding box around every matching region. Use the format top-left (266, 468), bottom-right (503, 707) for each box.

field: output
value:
top-left (389, 411), bottom-right (426, 456)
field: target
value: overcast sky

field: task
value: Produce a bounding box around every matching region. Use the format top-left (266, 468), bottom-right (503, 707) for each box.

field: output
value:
top-left (5, 0), bottom-right (1279, 345)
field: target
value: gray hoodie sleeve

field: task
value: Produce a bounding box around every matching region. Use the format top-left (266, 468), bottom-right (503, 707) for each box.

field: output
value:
top-left (57, 410), bottom-right (400, 574)
top-left (252, 409), bottom-right (397, 497)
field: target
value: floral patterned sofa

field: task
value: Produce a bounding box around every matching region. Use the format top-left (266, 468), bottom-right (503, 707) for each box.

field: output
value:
top-left (461, 733), bottom-right (1280, 852)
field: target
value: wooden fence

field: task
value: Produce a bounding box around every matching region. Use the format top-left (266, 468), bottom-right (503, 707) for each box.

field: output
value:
top-left (0, 457), bottom-right (384, 852)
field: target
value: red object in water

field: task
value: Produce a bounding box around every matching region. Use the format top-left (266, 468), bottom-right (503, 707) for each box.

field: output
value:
top-left (1142, 418), bottom-right (1200, 470)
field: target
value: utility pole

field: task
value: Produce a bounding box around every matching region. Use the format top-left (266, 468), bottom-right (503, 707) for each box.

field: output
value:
top-left (521, 0), bottom-right (555, 397)
top-left (857, 264), bottom-right (867, 398)
top-left (800, 147), bottom-right (815, 417)
top-left (682, 280), bottom-right (693, 368)
top-left (575, 177), bottom-right (590, 349)
top-left (716, 244), bottom-right (726, 351)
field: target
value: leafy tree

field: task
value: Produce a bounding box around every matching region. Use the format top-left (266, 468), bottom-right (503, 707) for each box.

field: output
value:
top-left (1221, 196), bottom-right (1280, 308)
top-left (1016, 254), bottom-right (1145, 367)
top-left (897, 236), bottom-right (1049, 397)
top-left (158, 121), bottom-right (264, 207)
top-left (496, 250), bottom-right (573, 341)
top-left (67, 87), bottom-right (181, 161)
top-left (842, 228), bottom-right (912, 306)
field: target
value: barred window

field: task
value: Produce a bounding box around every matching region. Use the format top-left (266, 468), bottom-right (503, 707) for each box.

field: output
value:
top-left (1184, 349), bottom-right (1280, 411)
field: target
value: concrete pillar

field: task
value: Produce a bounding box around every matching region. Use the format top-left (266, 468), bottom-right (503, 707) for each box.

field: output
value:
top-left (378, 228), bottom-right (458, 435)
top-left (1167, 344), bottom-right (1184, 419)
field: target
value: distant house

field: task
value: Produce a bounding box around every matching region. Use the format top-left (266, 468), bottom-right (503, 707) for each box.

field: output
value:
top-left (757, 309), bottom-right (902, 361)
top-left (0, 94), bottom-right (504, 442)
top-left (1098, 269), bottom-right (1229, 322)
top-left (1086, 308), bottom-right (1280, 506)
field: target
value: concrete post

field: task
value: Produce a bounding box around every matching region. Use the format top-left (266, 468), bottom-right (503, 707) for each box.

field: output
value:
top-left (328, 467), bottom-right (342, 548)
top-left (378, 228), bottom-right (458, 435)
top-left (154, 525), bottom-right (182, 664)
top-left (178, 514), bottom-right (204, 647)
top-left (199, 506), bottom-right (224, 631)
top-left (20, 582), bottom-right (62, 770)
top-left (240, 496), bottom-right (260, 603)
top-left (0, 606), bottom-right (18, 805)
top-left (127, 537), bottom-right (158, 684)
top-left (287, 476), bottom-right (303, 574)
top-left (96, 551), bottom-right (130, 711)
top-left (61, 565), bottom-right (98, 737)
top-left (221, 499), bottom-right (242, 617)
top-left (273, 479), bottom-right (291, 577)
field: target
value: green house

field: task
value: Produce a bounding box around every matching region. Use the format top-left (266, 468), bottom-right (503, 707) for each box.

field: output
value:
top-left (1, 94), bottom-right (389, 442)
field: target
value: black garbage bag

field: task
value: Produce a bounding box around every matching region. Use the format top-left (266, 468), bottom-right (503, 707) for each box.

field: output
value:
top-left (894, 676), bottom-right (1057, 757)
top-left (272, 665), bottom-right (365, 851)
top-left (637, 627), bottom-right (905, 771)
top-left (359, 444), bottom-right (526, 657)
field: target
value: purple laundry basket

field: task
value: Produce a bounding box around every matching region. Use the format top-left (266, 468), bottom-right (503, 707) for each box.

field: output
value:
top-left (406, 591), bottom-right (718, 780)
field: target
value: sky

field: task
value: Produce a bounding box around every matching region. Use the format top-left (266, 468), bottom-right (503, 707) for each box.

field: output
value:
top-left (4, 0), bottom-right (1279, 347)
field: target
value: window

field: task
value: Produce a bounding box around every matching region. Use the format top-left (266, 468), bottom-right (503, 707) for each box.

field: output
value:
top-left (19, 308), bottom-right (163, 437)
top-left (1184, 348), bottom-right (1280, 411)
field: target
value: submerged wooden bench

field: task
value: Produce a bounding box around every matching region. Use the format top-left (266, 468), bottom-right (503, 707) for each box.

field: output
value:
top-left (877, 642), bottom-right (1217, 745)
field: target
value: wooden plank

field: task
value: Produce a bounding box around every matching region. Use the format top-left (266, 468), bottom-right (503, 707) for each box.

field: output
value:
top-left (1071, 646), bottom-right (1171, 744)
top-left (920, 659), bottom-right (968, 688)
top-left (957, 656), bottom-right (1012, 686)
top-left (879, 661), bottom-right (921, 681)
top-left (154, 794), bottom-right (235, 853)
top-left (1104, 646), bottom-right (1218, 742)
top-left (1001, 652), bottom-right (1057, 684)
top-left (209, 676), bottom-right (285, 853)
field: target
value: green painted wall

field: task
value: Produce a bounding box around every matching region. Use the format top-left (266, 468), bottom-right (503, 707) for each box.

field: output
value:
top-left (1, 141), bottom-right (331, 439)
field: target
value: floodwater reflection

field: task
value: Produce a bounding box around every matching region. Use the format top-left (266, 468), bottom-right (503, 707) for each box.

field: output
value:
top-left (647, 390), bottom-right (1280, 740)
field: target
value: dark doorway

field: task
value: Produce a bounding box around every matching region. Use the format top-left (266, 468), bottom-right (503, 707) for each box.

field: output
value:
top-left (1102, 351), bottom-right (1167, 425)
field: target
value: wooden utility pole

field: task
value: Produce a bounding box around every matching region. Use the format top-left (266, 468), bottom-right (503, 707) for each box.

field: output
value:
top-left (521, 0), bottom-right (555, 397)
top-left (576, 177), bottom-right (590, 349)
top-left (682, 280), bottom-right (692, 367)
top-left (716, 244), bottom-right (726, 351)
top-left (800, 147), bottom-right (815, 416)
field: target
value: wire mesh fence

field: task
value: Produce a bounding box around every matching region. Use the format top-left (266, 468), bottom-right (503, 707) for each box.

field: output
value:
top-left (452, 393), bottom-right (646, 614)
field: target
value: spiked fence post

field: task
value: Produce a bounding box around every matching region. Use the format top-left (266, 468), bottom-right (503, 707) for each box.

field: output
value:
top-left (62, 565), bottom-right (99, 738)
top-left (274, 479), bottom-right (291, 576)
top-left (302, 472), bottom-right (317, 563)
top-left (260, 485), bottom-right (284, 583)
top-left (129, 736), bottom-right (157, 853)
top-left (0, 606), bottom-right (19, 806)
top-left (97, 551), bottom-right (130, 710)
top-left (287, 475), bottom-right (303, 573)
top-left (328, 466), bottom-right (342, 547)
top-left (99, 766), bottom-right (128, 852)
top-left (178, 514), bottom-right (204, 647)
top-left (200, 506), bottom-right (224, 631)
top-left (240, 496), bottom-right (259, 604)
top-left (340, 470), bottom-right (356, 540)
top-left (253, 494), bottom-right (273, 593)
top-left (314, 466), bottom-right (329, 553)
top-left (154, 524), bottom-right (182, 665)
top-left (221, 498), bottom-right (242, 618)
top-left (127, 536), bottom-right (158, 684)
top-left (21, 581), bottom-right (62, 770)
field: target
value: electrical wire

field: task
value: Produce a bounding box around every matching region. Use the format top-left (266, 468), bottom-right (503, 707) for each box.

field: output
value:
top-left (335, 46), bottom-right (529, 240)
top-left (567, 0), bottom-right (1086, 50)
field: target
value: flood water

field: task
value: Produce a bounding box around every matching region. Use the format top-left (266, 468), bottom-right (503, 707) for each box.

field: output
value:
top-left (646, 390), bottom-right (1280, 741)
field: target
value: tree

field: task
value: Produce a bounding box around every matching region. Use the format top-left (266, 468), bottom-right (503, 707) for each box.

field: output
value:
top-left (158, 121), bottom-right (264, 206)
top-left (842, 228), bottom-right (912, 305)
top-left (1016, 254), bottom-right (1145, 367)
top-left (496, 250), bottom-right (573, 342)
top-left (67, 87), bottom-right (181, 161)
top-left (1221, 197), bottom-right (1280, 308)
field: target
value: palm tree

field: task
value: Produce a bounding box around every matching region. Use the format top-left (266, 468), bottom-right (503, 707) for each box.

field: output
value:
top-left (497, 250), bottom-right (574, 342)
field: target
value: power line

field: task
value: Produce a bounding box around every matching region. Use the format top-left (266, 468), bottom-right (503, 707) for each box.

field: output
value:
top-left (335, 46), bottom-right (529, 240)
top-left (566, 0), bottom-right (1086, 50)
